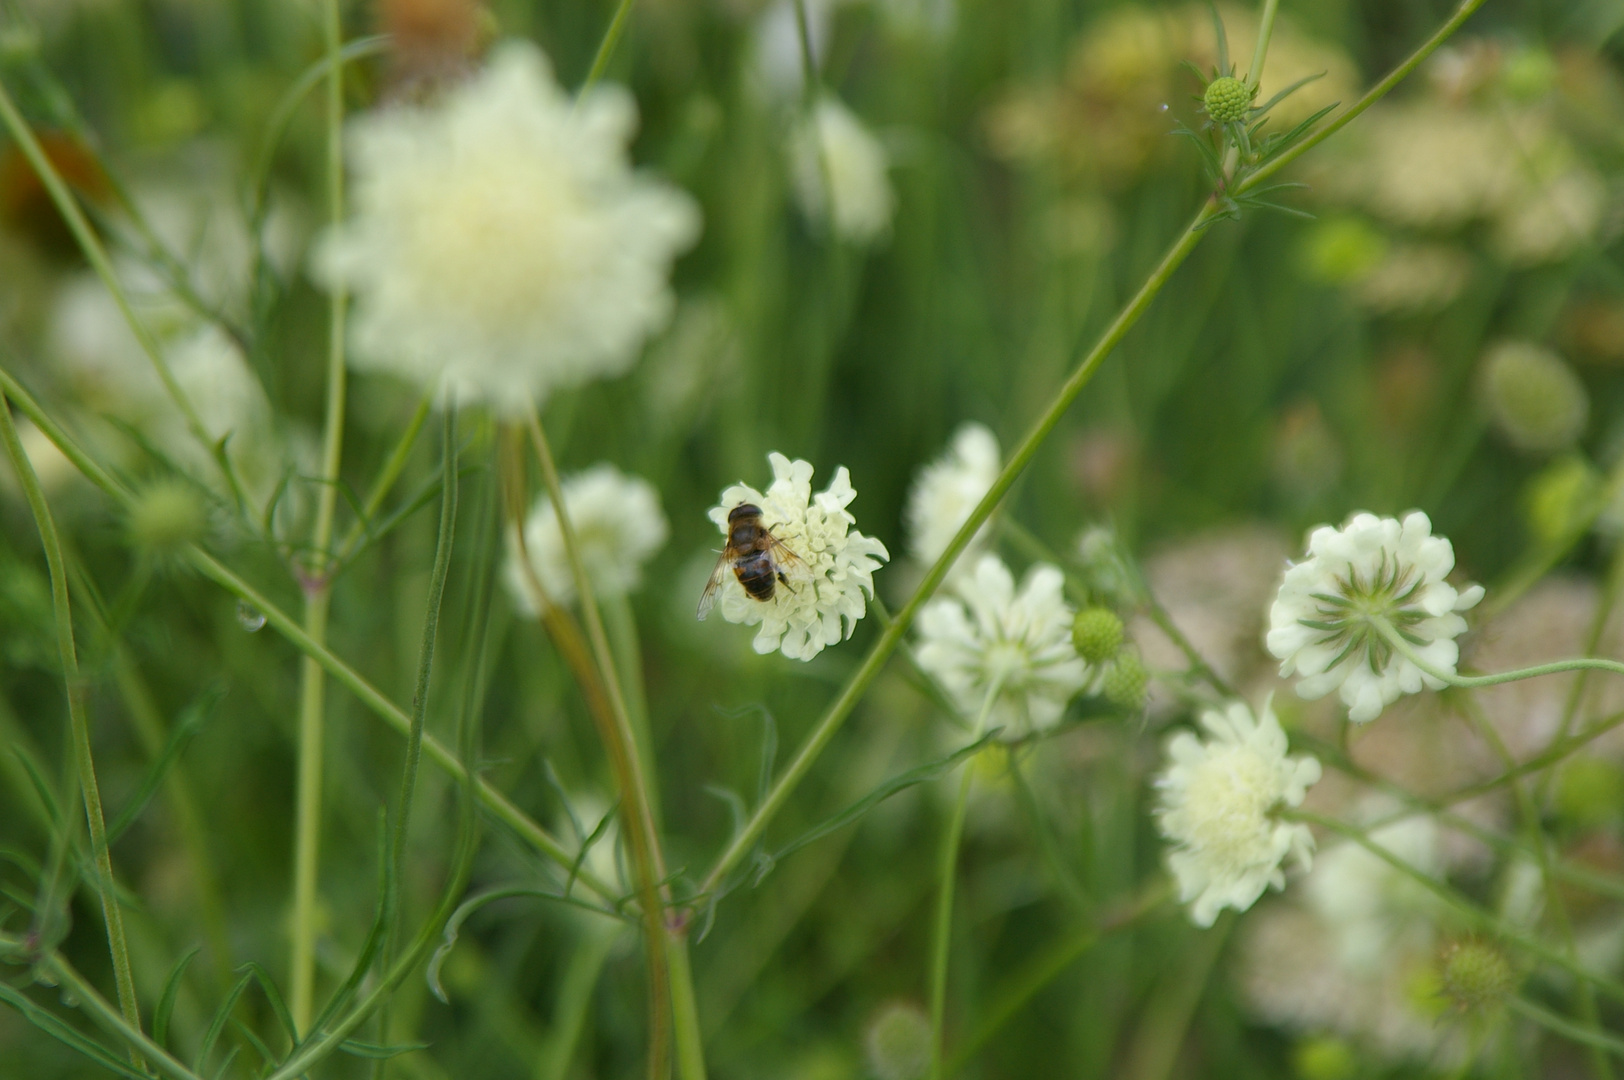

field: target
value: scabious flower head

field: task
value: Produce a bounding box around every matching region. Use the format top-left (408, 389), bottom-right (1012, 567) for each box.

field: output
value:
top-left (314, 42), bottom-right (700, 413)
top-left (1267, 512), bottom-right (1484, 724)
top-left (914, 554), bottom-right (1091, 739)
top-left (905, 422), bottom-right (1000, 571)
top-left (506, 464), bottom-right (668, 612)
top-left (790, 95), bottom-right (895, 244)
top-left (706, 452), bottom-right (889, 661)
top-left (1155, 697), bottom-right (1322, 927)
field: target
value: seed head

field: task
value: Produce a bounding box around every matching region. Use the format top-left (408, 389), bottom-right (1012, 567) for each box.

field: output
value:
top-left (1204, 76), bottom-right (1254, 123)
top-left (1481, 341), bottom-right (1588, 454)
top-left (1071, 606), bottom-right (1125, 663)
top-left (863, 1001), bottom-right (931, 1080)
top-left (1437, 939), bottom-right (1515, 1013)
top-left (1102, 649), bottom-right (1148, 710)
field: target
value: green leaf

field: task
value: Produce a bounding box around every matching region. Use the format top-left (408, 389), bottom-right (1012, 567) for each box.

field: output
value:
top-left (196, 972), bottom-right (252, 1072)
top-left (153, 945), bottom-right (200, 1050)
top-left (105, 684), bottom-right (223, 845)
top-left (235, 961), bottom-right (296, 1047)
top-left (338, 1038), bottom-right (431, 1059)
top-left (0, 981), bottom-right (151, 1080)
top-left (1254, 70), bottom-right (1327, 117)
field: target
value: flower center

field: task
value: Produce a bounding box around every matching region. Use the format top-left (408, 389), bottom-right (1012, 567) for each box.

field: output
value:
top-left (1298, 548), bottom-right (1431, 673)
top-left (1181, 748), bottom-right (1278, 863)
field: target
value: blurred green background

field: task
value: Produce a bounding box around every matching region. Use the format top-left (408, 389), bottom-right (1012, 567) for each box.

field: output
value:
top-left (1, 0), bottom-right (1623, 1077)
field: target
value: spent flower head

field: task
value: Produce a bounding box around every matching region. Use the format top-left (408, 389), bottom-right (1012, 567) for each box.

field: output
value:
top-left (1156, 696), bottom-right (1321, 927)
top-left (905, 422), bottom-right (1001, 571)
top-left (506, 463), bottom-right (668, 612)
top-left (705, 453), bottom-right (889, 661)
top-left (315, 41), bottom-right (700, 413)
top-left (915, 554), bottom-right (1092, 739)
top-left (1267, 511), bottom-right (1484, 724)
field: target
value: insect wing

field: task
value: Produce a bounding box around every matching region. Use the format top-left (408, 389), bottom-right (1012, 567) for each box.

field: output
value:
top-left (763, 529), bottom-right (805, 571)
top-left (696, 551), bottom-right (732, 621)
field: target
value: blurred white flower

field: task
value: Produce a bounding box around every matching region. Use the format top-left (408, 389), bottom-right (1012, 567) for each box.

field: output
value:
top-left (706, 452), bottom-right (889, 661)
top-left (1307, 805), bottom-right (1443, 974)
top-left (1267, 512), bottom-right (1484, 724)
top-left (1494, 168), bottom-right (1608, 266)
top-left (790, 95), bottom-right (895, 244)
top-left (505, 463), bottom-right (668, 612)
top-left (315, 42), bottom-right (700, 413)
top-left (1155, 697), bottom-right (1321, 927)
top-left (914, 554), bottom-right (1090, 739)
top-left (905, 422), bottom-right (1000, 571)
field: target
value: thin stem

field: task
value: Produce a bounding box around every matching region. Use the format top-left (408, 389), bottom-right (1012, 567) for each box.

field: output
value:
top-left (1234, 0), bottom-right (1490, 195)
top-left (1511, 996), bottom-right (1624, 1061)
top-left (536, 923), bottom-right (620, 1080)
top-left (0, 76), bottom-right (215, 470)
top-left (334, 392), bottom-right (434, 566)
top-left (290, 0), bottom-right (351, 1032)
top-left (928, 677), bottom-right (1005, 1080)
top-left (580, 0), bottom-right (637, 93)
top-left (1371, 617), bottom-right (1624, 689)
top-left (507, 419), bottom-right (676, 1080)
top-left (0, 396), bottom-right (143, 1067)
top-left (1244, 0), bottom-right (1280, 88)
top-left (0, 361), bottom-right (617, 900)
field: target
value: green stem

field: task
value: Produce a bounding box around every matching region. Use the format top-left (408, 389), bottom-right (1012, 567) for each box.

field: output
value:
top-left (1372, 617), bottom-right (1624, 689)
top-left (334, 392), bottom-right (434, 567)
top-left (0, 363), bottom-right (618, 906)
top-left (1244, 0), bottom-right (1280, 89)
top-left (0, 397), bottom-right (143, 1068)
top-left (604, 591), bottom-right (660, 829)
top-left (580, 0), bottom-right (637, 93)
top-left (535, 923), bottom-right (620, 1080)
top-left (290, 0), bottom-right (351, 1031)
top-left (928, 677), bottom-right (1005, 1080)
top-left (1511, 996), bottom-right (1624, 1061)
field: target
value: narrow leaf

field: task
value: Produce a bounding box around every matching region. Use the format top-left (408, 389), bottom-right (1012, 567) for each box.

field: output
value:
top-left (0, 982), bottom-right (151, 1080)
top-left (196, 972), bottom-right (252, 1072)
top-left (106, 684), bottom-right (223, 845)
top-left (153, 945), bottom-right (200, 1050)
top-left (338, 1038), bottom-right (431, 1059)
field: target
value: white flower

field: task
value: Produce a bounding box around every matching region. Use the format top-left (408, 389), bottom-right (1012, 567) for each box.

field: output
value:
top-left (705, 452), bottom-right (889, 661)
top-left (1155, 697), bottom-right (1321, 927)
top-left (314, 42), bottom-right (700, 413)
top-left (1306, 805), bottom-right (1442, 974)
top-left (1267, 511), bottom-right (1485, 724)
top-left (505, 463), bottom-right (668, 611)
top-left (914, 554), bottom-right (1090, 739)
top-left (905, 422), bottom-right (1000, 570)
top-left (790, 95), bottom-right (895, 244)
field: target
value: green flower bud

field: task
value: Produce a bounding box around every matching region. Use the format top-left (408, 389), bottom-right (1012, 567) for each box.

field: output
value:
top-left (127, 479), bottom-right (207, 553)
top-left (1523, 456), bottom-right (1600, 548)
top-left (1102, 649), bottom-right (1148, 710)
top-left (863, 1001), bottom-right (931, 1080)
top-left (1203, 76), bottom-right (1254, 123)
top-left (1071, 607), bottom-right (1125, 663)
top-left (1481, 341), bottom-right (1589, 453)
top-left (1438, 938), bottom-right (1516, 1013)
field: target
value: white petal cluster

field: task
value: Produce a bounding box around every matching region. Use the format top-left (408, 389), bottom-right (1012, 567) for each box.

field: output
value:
top-left (1155, 698), bottom-right (1321, 927)
top-left (706, 453), bottom-right (889, 661)
top-left (1306, 807), bottom-right (1442, 974)
top-left (790, 95), bottom-right (895, 244)
top-left (1266, 511), bottom-right (1485, 724)
top-left (315, 42), bottom-right (700, 414)
top-left (914, 554), bottom-right (1090, 739)
top-left (905, 422), bottom-right (1000, 571)
top-left (506, 463), bottom-right (668, 611)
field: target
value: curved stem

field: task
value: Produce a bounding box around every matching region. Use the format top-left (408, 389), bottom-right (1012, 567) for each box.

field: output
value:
top-left (0, 397), bottom-right (142, 1068)
top-left (928, 677), bottom-right (1005, 1080)
top-left (1371, 617), bottom-right (1624, 689)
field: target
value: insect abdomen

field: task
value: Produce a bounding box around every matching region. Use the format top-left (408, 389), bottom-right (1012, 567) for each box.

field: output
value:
top-left (735, 552), bottom-right (778, 602)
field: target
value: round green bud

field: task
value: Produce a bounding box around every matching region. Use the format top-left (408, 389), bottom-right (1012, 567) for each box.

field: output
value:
top-left (1071, 607), bottom-right (1125, 663)
top-left (1438, 938), bottom-right (1515, 1013)
top-left (1481, 341), bottom-right (1588, 454)
top-left (127, 479), bottom-right (207, 553)
top-left (1203, 76), bottom-right (1254, 123)
top-left (1102, 650), bottom-right (1148, 710)
top-left (1523, 456), bottom-right (1600, 548)
top-left (863, 1001), bottom-right (931, 1080)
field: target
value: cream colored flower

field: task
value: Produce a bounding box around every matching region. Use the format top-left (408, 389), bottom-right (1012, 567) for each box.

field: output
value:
top-left (1155, 697), bottom-right (1321, 927)
top-left (914, 554), bottom-right (1091, 739)
top-left (905, 422), bottom-right (1000, 570)
top-left (705, 452), bottom-right (889, 661)
top-left (790, 95), bottom-right (895, 244)
top-left (1267, 512), bottom-right (1484, 724)
top-left (315, 42), bottom-right (700, 413)
top-left (505, 464), bottom-right (668, 611)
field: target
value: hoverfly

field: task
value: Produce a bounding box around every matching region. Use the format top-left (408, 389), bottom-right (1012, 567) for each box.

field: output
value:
top-left (697, 503), bottom-right (804, 620)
